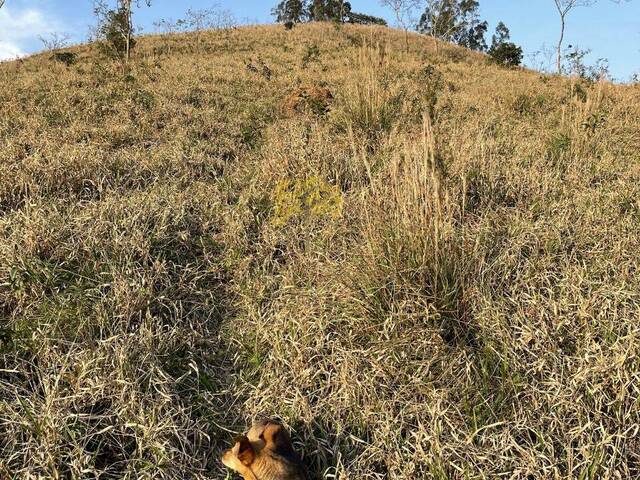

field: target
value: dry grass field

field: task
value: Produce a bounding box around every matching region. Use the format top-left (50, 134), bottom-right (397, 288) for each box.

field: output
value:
top-left (1, 22), bottom-right (640, 479)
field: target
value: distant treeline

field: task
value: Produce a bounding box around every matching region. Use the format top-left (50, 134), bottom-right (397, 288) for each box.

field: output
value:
top-left (272, 0), bottom-right (387, 26)
top-left (273, 0), bottom-right (523, 66)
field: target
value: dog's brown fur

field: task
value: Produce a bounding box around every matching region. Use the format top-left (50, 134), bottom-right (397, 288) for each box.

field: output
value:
top-left (221, 420), bottom-right (308, 480)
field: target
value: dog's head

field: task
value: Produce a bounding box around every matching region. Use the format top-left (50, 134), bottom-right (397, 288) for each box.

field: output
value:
top-left (221, 420), bottom-right (306, 479)
top-left (221, 435), bottom-right (256, 474)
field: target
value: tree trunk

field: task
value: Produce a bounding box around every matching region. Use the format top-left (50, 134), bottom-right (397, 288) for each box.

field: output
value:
top-left (556, 15), bottom-right (565, 74)
top-left (122, 0), bottom-right (132, 62)
top-left (127, 5), bottom-right (132, 61)
top-left (126, 31), bottom-right (131, 62)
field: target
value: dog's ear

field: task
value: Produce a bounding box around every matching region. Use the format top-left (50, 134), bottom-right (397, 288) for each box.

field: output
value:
top-left (262, 422), bottom-right (293, 453)
top-left (235, 436), bottom-right (255, 466)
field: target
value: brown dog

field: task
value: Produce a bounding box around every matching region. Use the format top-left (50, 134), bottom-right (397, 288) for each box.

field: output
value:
top-left (221, 420), bottom-right (308, 480)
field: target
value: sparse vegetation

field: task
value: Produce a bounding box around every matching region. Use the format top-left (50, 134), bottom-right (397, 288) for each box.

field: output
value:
top-left (38, 32), bottom-right (72, 52)
top-left (1, 22), bottom-right (640, 480)
top-left (564, 45), bottom-right (611, 81)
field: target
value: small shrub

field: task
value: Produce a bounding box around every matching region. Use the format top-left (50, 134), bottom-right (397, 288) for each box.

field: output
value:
top-left (184, 88), bottom-right (206, 108)
top-left (50, 52), bottom-right (77, 66)
top-left (132, 89), bottom-right (155, 110)
top-left (419, 64), bottom-right (445, 119)
top-left (440, 48), bottom-right (467, 63)
top-left (547, 133), bottom-right (571, 162)
top-left (240, 122), bottom-right (262, 150)
top-left (512, 93), bottom-right (545, 115)
top-left (271, 177), bottom-right (343, 227)
top-left (567, 81), bottom-right (589, 103)
top-left (564, 46), bottom-right (610, 82)
top-left (489, 42), bottom-right (523, 67)
top-left (345, 33), bottom-right (363, 48)
top-left (302, 44), bottom-right (321, 68)
top-left (239, 108), bottom-right (270, 150)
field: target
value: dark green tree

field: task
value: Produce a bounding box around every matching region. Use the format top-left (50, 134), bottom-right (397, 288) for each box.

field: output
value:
top-left (488, 22), bottom-right (522, 67)
top-left (309, 0), bottom-right (324, 20)
top-left (460, 20), bottom-right (488, 51)
top-left (346, 11), bottom-right (388, 25)
top-left (491, 21), bottom-right (510, 47)
top-left (96, 4), bottom-right (136, 59)
top-left (93, 0), bottom-right (151, 61)
top-left (417, 0), bottom-right (486, 52)
top-left (273, 0), bottom-right (382, 25)
top-left (309, 0), bottom-right (352, 21)
top-left (272, 0), bottom-right (308, 24)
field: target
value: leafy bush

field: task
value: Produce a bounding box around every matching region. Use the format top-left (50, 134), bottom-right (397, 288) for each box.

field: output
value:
top-left (489, 42), bottom-right (523, 67)
top-left (512, 93), bottom-right (546, 115)
top-left (132, 89), bottom-right (155, 111)
top-left (547, 132), bottom-right (571, 161)
top-left (50, 52), bottom-right (77, 67)
top-left (440, 48), bottom-right (467, 63)
top-left (419, 64), bottom-right (445, 118)
top-left (302, 44), bottom-right (321, 68)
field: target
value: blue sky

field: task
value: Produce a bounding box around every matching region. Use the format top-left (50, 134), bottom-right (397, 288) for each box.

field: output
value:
top-left (1, 1), bottom-right (638, 80)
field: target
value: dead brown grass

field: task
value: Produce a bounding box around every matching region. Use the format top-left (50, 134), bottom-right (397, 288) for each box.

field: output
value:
top-left (282, 86), bottom-right (334, 115)
top-left (1, 22), bottom-right (640, 479)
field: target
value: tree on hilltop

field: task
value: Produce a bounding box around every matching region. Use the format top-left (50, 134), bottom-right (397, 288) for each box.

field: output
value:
top-left (309, 0), bottom-right (352, 22)
top-left (550, 1), bottom-right (629, 74)
top-left (552, 0), bottom-right (596, 74)
top-left (417, 0), bottom-right (487, 52)
top-left (272, 0), bottom-right (308, 24)
top-left (346, 11), bottom-right (388, 25)
top-left (488, 21), bottom-right (523, 66)
top-left (273, 0), bottom-right (387, 27)
top-left (93, 0), bottom-right (152, 61)
top-left (380, 0), bottom-right (420, 52)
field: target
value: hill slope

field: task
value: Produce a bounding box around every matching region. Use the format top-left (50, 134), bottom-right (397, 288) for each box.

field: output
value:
top-left (1, 23), bottom-right (640, 479)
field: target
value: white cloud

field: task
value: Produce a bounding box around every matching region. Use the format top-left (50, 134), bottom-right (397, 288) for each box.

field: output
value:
top-left (0, 41), bottom-right (24, 61)
top-left (0, 5), bottom-right (64, 60)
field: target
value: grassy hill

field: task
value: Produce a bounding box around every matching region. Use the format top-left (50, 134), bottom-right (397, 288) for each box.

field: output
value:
top-left (1, 22), bottom-right (640, 479)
